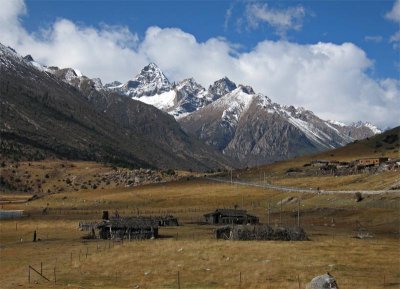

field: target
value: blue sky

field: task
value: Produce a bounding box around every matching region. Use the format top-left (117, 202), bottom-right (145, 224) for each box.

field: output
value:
top-left (23, 0), bottom-right (398, 79)
top-left (1, 0), bottom-right (399, 127)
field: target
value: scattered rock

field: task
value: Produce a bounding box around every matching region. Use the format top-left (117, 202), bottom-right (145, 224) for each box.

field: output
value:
top-left (306, 273), bottom-right (339, 289)
top-left (277, 196), bottom-right (298, 206)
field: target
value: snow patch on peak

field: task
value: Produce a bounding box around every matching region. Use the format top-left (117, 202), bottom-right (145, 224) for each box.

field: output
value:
top-left (328, 120), bottom-right (347, 127)
top-left (133, 90), bottom-right (176, 110)
top-left (74, 69), bottom-right (83, 77)
top-left (352, 121), bottom-right (382, 134)
top-left (218, 88), bottom-right (256, 126)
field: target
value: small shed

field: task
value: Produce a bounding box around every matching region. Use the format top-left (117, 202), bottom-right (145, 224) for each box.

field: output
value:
top-left (204, 209), bottom-right (259, 225)
top-left (97, 217), bottom-right (158, 240)
top-left (215, 225), bottom-right (308, 241)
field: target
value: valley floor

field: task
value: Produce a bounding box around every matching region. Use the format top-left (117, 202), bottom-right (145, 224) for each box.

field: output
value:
top-left (1, 177), bottom-right (399, 288)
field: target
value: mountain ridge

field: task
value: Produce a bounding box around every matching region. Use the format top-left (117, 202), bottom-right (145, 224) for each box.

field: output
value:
top-left (2, 44), bottom-right (386, 167)
top-left (0, 43), bottom-right (232, 171)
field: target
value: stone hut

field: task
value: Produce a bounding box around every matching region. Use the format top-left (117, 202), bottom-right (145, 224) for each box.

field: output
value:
top-left (97, 217), bottom-right (159, 240)
top-left (204, 209), bottom-right (259, 225)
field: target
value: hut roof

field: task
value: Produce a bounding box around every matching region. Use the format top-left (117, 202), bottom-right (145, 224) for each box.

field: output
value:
top-left (205, 209), bottom-right (249, 217)
top-left (97, 217), bottom-right (158, 229)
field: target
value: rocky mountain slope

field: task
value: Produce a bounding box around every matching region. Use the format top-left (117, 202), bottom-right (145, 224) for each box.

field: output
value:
top-left (104, 64), bottom-right (381, 166)
top-left (179, 86), bottom-right (381, 166)
top-left (0, 44), bottom-right (231, 171)
top-left (106, 64), bottom-right (237, 118)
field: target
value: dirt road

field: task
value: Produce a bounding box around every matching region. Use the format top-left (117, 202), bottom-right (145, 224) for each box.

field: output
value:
top-left (206, 177), bottom-right (400, 195)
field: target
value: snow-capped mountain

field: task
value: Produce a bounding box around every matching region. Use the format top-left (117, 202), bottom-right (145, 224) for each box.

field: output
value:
top-left (179, 84), bottom-right (382, 165)
top-left (99, 62), bottom-right (384, 165)
top-left (108, 63), bottom-right (171, 98)
top-left (0, 43), bottom-right (231, 170)
top-left (3, 44), bottom-right (382, 166)
top-left (105, 64), bottom-right (242, 118)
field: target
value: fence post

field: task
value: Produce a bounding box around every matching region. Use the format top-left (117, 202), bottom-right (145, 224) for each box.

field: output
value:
top-left (297, 199), bottom-right (300, 227)
top-left (28, 266), bottom-right (30, 283)
top-left (54, 267), bottom-right (56, 284)
top-left (177, 271), bottom-right (181, 289)
top-left (239, 271), bottom-right (242, 289)
top-left (40, 262), bottom-right (43, 275)
top-left (297, 274), bottom-right (301, 289)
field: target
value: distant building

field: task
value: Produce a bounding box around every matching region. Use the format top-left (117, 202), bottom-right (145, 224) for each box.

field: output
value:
top-left (79, 211), bottom-right (179, 240)
top-left (204, 209), bottom-right (259, 225)
top-left (357, 157), bottom-right (388, 167)
top-left (310, 160), bottom-right (330, 167)
top-left (97, 217), bottom-right (159, 240)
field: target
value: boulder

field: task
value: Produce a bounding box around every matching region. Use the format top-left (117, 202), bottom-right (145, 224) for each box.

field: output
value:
top-left (306, 273), bottom-right (339, 289)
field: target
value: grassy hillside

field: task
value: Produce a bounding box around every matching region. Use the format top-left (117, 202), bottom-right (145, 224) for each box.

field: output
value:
top-left (237, 126), bottom-right (400, 190)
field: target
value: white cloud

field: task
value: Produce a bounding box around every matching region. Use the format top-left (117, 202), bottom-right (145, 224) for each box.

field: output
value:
top-left (385, 0), bottom-right (400, 22)
top-left (245, 3), bottom-right (306, 37)
top-left (390, 31), bottom-right (400, 42)
top-left (385, 0), bottom-right (400, 49)
top-left (364, 35), bottom-right (383, 43)
top-left (0, 0), bottom-right (398, 128)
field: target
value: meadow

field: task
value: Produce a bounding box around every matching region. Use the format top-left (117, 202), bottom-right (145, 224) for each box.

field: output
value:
top-left (1, 171), bottom-right (399, 289)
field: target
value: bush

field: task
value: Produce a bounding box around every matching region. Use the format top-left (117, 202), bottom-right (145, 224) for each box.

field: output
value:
top-left (355, 192), bottom-right (363, 202)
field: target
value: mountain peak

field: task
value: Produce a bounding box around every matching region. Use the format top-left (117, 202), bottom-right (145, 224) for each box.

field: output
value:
top-left (114, 63), bottom-right (172, 98)
top-left (238, 84), bottom-right (255, 95)
top-left (23, 54), bottom-right (34, 62)
top-left (208, 77), bottom-right (237, 100)
top-left (351, 121), bottom-right (382, 134)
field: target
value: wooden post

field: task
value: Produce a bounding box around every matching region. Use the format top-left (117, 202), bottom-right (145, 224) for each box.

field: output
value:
top-left (230, 170), bottom-right (233, 184)
top-left (40, 262), bottom-right (43, 275)
top-left (28, 266), bottom-right (30, 283)
top-left (15, 222), bottom-right (17, 231)
top-left (297, 199), bottom-right (300, 227)
top-left (54, 267), bottom-right (56, 284)
top-left (239, 271), bottom-right (242, 289)
top-left (267, 203), bottom-right (270, 225)
top-left (86, 247), bottom-right (88, 259)
top-left (70, 252), bottom-right (72, 264)
top-left (280, 200), bottom-right (282, 226)
top-left (177, 271), bottom-right (181, 289)
top-left (297, 275), bottom-right (301, 289)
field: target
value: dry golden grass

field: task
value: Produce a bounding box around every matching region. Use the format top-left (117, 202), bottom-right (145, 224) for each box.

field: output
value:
top-left (1, 176), bottom-right (399, 288)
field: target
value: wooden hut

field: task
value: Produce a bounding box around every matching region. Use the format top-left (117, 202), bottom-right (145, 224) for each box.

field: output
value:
top-left (97, 217), bottom-right (158, 240)
top-left (204, 209), bottom-right (259, 225)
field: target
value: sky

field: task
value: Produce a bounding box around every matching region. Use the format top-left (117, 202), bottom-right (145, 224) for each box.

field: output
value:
top-left (0, 0), bottom-right (399, 128)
